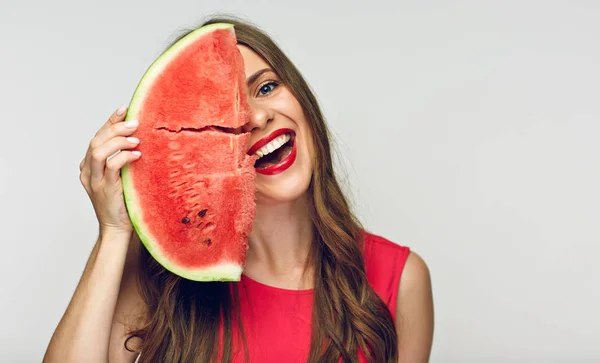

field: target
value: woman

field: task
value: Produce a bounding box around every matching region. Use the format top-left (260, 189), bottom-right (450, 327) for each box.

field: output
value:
top-left (44, 17), bottom-right (434, 363)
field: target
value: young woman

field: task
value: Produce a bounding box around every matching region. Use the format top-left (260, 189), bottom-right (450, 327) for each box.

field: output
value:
top-left (44, 17), bottom-right (434, 363)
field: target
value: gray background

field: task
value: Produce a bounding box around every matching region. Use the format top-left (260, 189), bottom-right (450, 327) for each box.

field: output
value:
top-left (1, 0), bottom-right (599, 362)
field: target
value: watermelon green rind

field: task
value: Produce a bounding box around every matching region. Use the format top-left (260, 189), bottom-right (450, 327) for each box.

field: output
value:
top-left (121, 22), bottom-right (244, 282)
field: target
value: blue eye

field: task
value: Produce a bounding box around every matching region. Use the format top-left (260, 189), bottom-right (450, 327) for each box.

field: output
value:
top-left (258, 81), bottom-right (278, 96)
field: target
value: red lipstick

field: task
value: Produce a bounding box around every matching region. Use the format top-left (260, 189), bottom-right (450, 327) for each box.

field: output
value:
top-left (248, 128), bottom-right (297, 176)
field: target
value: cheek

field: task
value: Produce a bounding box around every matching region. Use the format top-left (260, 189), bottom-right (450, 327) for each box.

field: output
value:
top-left (287, 107), bottom-right (315, 159)
top-left (301, 126), bottom-right (316, 164)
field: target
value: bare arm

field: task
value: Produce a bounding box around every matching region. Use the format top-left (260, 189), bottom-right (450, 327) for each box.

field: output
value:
top-left (396, 251), bottom-right (434, 363)
top-left (109, 233), bottom-right (145, 363)
top-left (43, 231), bottom-right (139, 362)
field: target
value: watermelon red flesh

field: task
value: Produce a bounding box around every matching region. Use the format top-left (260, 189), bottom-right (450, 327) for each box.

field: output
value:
top-left (121, 23), bottom-right (256, 281)
top-left (144, 26), bottom-right (248, 131)
top-left (131, 130), bottom-right (255, 270)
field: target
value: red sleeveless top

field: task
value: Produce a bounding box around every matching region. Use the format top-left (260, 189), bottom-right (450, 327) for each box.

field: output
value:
top-left (230, 232), bottom-right (410, 362)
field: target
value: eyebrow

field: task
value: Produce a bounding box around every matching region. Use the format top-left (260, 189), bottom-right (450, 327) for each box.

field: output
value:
top-left (246, 68), bottom-right (271, 86)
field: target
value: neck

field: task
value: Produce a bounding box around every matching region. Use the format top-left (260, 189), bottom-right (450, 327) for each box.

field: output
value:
top-left (244, 193), bottom-right (314, 288)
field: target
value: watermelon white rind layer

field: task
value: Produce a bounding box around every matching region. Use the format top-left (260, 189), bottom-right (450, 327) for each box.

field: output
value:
top-left (121, 22), bottom-right (244, 282)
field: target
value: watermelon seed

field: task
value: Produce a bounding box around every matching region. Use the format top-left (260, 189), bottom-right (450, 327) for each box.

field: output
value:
top-left (204, 239), bottom-right (212, 246)
top-left (198, 209), bottom-right (207, 217)
top-left (182, 217), bottom-right (190, 224)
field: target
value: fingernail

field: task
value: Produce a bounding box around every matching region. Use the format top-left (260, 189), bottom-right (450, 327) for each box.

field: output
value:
top-left (132, 151), bottom-right (142, 157)
top-left (116, 105), bottom-right (127, 116)
top-left (124, 120), bottom-right (138, 128)
top-left (126, 137), bottom-right (140, 144)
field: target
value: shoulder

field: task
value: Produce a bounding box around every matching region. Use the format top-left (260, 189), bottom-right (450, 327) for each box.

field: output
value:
top-left (363, 231), bottom-right (410, 266)
top-left (398, 250), bottom-right (432, 302)
top-left (362, 232), bottom-right (411, 317)
top-left (395, 251), bottom-right (434, 362)
top-left (362, 232), bottom-right (429, 290)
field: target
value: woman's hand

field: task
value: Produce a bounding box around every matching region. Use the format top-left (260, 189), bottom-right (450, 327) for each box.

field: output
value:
top-left (79, 105), bottom-right (141, 236)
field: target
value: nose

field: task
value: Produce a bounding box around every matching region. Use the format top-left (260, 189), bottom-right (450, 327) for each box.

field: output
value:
top-left (242, 100), bottom-right (272, 133)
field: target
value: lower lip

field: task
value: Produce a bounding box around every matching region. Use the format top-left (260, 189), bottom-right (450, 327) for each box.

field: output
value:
top-left (255, 137), bottom-right (297, 176)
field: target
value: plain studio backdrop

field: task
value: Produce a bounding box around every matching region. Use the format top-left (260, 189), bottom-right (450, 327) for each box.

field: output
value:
top-left (1, 0), bottom-right (598, 362)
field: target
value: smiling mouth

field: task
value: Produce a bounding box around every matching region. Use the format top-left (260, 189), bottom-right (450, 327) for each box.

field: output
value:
top-left (247, 128), bottom-right (297, 175)
top-left (254, 132), bottom-right (295, 169)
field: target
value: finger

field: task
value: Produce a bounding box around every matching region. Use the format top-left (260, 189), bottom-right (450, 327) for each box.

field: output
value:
top-left (92, 119), bottom-right (139, 149)
top-left (82, 148), bottom-right (94, 189)
top-left (90, 136), bottom-right (140, 185)
top-left (85, 105), bottom-right (131, 174)
top-left (95, 104), bottom-right (129, 136)
top-left (79, 158), bottom-right (90, 192)
top-left (79, 169), bottom-right (91, 194)
top-left (105, 150), bottom-right (142, 184)
top-left (108, 104), bottom-right (128, 126)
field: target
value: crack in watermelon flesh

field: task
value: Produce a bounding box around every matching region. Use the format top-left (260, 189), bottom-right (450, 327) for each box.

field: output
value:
top-left (155, 125), bottom-right (241, 134)
top-left (121, 23), bottom-right (256, 281)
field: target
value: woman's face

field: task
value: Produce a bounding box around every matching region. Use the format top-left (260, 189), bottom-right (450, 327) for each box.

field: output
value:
top-left (239, 45), bottom-right (314, 205)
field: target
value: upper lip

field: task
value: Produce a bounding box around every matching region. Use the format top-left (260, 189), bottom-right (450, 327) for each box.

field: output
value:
top-left (248, 128), bottom-right (295, 156)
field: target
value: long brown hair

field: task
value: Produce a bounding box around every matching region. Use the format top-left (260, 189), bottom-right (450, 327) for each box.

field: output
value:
top-left (128, 15), bottom-right (398, 363)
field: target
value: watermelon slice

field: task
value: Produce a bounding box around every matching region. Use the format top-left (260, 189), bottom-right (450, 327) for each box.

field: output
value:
top-left (121, 23), bottom-right (256, 281)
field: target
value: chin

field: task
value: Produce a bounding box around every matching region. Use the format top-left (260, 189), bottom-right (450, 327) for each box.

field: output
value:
top-left (254, 167), bottom-right (312, 205)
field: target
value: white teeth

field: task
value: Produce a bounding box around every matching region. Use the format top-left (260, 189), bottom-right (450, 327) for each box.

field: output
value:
top-left (255, 133), bottom-right (291, 159)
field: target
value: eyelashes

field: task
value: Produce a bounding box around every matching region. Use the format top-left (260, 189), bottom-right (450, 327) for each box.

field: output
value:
top-left (256, 80), bottom-right (280, 97)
